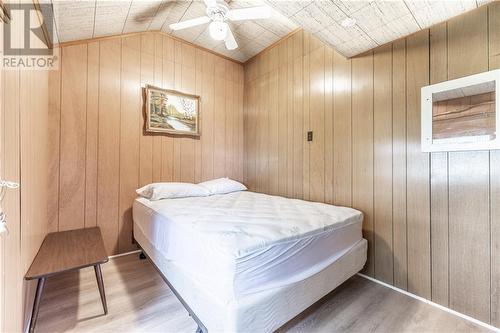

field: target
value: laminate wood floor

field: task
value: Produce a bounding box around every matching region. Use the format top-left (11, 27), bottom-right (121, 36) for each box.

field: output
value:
top-left (36, 254), bottom-right (491, 333)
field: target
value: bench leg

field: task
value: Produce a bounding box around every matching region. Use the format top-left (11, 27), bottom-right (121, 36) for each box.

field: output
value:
top-left (29, 277), bottom-right (46, 333)
top-left (94, 264), bottom-right (108, 315)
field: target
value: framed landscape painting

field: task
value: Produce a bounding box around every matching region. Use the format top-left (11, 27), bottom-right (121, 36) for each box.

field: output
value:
top-left (145, 85), bottom-right (200, 136)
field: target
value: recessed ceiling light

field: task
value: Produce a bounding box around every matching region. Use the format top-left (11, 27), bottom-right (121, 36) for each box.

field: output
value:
top-left (341, 17), bottom-right (356, 28)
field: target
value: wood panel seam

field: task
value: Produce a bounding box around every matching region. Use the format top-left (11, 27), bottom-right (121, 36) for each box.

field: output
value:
top-left (96, 42), bottom-right (101, 230)
top-left (391, 43), bottom-right (395, 285)
top-left (372, 51), bottom-right (376, 278)
top-left (83, 43), bottom-right (89, 230)
top-left (117, 38), bottom-right (123, 252)
top-left (57, 31), bottom-right (243, 66)
top-left (447, 19), bottom-right (451, 309)
top-left (447, 147), bottom-right (450, 307)
top-left (56, 50), bottom-right (63, 231)
top-left (404, 37), bottom-right (409, 292)
top-left (350, 59), bottom-right (353, 207)
top-left (489, 150), bottom-right (492, 324)
top-left (427, 28), bottom-right (433, 302)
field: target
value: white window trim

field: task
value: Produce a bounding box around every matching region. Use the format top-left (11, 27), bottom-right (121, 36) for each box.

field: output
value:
top-left (421, 69), bottom-right (500, 152)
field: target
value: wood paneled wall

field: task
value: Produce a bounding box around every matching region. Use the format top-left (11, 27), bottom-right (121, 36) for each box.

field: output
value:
top-left (48, 32), bottom-right (244, 255)
top-left (243, 3), bottom-right (500, 328)
top-left (1, 7), bottom-right (50, 332)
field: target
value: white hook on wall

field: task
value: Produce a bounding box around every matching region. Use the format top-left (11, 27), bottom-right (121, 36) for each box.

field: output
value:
top-left (0, 179), bottom-right (19, 201)
top-left (0, 180), bottom-right (19, 189)
top-left (0, 208), bottom-right (8, 237)
top-left (0, 179), bottom-right (19, 237)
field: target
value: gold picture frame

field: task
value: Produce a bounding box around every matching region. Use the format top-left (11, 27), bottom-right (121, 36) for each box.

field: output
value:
top-left (145, 85), bottom-right (201, 136)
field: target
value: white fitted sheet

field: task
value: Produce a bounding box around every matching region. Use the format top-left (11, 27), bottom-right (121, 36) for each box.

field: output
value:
top-left (134, 224), bottom-right (367, 332)
top-left (133, 191), bottom-right (363, 302)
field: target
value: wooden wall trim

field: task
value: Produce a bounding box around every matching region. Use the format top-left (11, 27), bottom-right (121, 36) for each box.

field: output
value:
top-left (244, 28), bottom-right (302, 65)
top-left (55, 30), bottom-right (244, 65)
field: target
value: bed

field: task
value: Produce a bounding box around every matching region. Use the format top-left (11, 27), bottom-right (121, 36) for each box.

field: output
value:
top-left (133, 190), bottom-right (367, 332)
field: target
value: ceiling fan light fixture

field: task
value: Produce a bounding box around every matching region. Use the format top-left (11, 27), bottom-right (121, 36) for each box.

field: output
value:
top-left (341, 17), bottom-right (356, 28)
top-left (171, 1), bottom-right (271, 51)
top-left (209, 21), bottom-right (228, 41)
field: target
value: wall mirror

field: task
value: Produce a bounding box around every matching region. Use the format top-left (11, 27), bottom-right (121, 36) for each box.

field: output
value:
top-left (421, 69), bottom-right (500, 152)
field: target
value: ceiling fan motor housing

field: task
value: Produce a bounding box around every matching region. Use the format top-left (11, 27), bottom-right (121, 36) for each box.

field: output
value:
top-left (206, 4), bottom-right (229, 22)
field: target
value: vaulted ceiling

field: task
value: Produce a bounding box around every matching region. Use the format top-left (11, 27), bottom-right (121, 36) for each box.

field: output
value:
top-left (275, 0), bottom-right (493, 57)
top-left (41, 0), bottom-right (298, 62)
top-left (41, 0), bottom-right (492, 62)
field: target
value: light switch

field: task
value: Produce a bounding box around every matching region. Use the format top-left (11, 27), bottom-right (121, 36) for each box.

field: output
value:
top-left (307, 131), bottom-right (313, 142)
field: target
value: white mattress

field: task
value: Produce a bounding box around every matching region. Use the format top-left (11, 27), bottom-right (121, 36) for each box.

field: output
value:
top-left (134, 223), bottom-right (367, 332)
top-left (133, 191), bottom-right (363, 303)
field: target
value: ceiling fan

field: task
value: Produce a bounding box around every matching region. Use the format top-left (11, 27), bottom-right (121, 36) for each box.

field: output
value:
top-left (169, 0), bottom-right (271, 50)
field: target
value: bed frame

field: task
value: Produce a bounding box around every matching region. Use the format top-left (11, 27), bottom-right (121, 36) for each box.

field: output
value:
top-left (131, 190), bottom-right (370, 332)
top-left (134, 238), bottom-right (367, 333)
top-left (136, 244), bottom-right (207, 333)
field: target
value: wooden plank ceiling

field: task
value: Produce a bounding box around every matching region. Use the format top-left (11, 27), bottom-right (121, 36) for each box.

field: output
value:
top-left (41, 0), bottom-right (493, 62)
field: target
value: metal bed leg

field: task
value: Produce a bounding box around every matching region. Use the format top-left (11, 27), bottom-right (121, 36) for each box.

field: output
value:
top-left (136, 242), bottom-right (208, 332)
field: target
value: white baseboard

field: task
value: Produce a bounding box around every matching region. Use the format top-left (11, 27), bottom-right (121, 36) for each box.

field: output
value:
top-left (357, 273), bottom-right (500, 333)
top-left (27, 252), bottom-right (497, 333)
top-left (108, 249), bottom-right (141, 259)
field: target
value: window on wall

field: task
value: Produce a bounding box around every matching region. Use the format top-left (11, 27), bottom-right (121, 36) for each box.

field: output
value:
top-left (422, 69), bottom-right (500, 152)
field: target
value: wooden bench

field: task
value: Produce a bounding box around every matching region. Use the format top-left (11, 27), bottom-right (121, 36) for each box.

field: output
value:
top-left (25, 227), bottom-right (108, 333)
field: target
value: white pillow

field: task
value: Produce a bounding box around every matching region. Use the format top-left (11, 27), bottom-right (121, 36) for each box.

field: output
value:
top-left (198, 178), bottom-right (247, 195)
top-left (136, 182), bottom-right (210, 201)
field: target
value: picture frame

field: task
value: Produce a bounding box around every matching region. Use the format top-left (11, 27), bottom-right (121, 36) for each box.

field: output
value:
top-left (145, 85), bottom-right (201, 136)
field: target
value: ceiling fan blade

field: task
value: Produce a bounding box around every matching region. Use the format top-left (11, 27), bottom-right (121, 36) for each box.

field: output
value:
top-left (225, 28), bottom-right (238, 50)
top-left (228, 6), bottom-right (271, 21)
top-left (169, 16), bottom-right (210, 31)
top-left (203, 0), bottom-right (217, 8)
